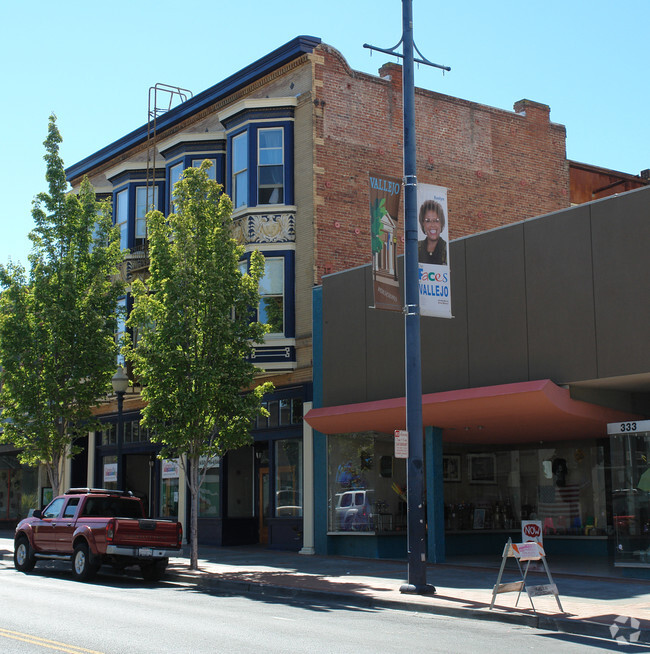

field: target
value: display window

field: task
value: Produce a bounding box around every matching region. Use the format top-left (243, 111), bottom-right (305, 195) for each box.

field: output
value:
top-left (199, 458), bottom-right (220, 518)
top-left (327, 432), bottom-right (407, 533)
top-left (0, 455), bottom-right (38, 520)
top-left (443, 442), bottom-right (607, 537)
top-left (610, 430), bottom-right (650, 567)
top-left (275, 439), bottom-right (302, 517)
top-left (161, 459), bottom-right (180, 518)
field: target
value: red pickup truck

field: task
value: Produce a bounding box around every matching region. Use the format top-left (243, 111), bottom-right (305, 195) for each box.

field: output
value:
top-left (14, 488), bottom-right (183, 582)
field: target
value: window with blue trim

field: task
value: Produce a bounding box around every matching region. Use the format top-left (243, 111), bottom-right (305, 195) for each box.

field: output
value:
top-left (258, 128), bottom-right (284, 204)
top-left (168, 162), bottom-right (183, 213)
top-left (259, 258), bottom-right (284, 335)
top-left (116, 297), bottom-right (127, 366)
top-left (239, 253), bottom-right (294, 340)
top-left (135, 186), bottom-right (158, 242)
top-left (115, 189), bottom-right (128, 250)
top-left (232, 132), bottom-right (248, 209)
top-left (191, 158), bottom-right (217, 180)
top-left (226, 120), bottom-right (293, 209)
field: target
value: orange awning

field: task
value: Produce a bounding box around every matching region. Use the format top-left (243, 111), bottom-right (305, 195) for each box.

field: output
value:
top-left (305, 379), bottom-right (639, 444)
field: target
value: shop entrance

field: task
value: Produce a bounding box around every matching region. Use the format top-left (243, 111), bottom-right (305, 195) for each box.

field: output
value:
top-left (124, 454), bottom-right (152, 517)
top-left (258, 466), bottom-right (269, 544)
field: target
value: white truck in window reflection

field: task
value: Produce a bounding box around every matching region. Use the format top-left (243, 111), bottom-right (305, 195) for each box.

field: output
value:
top-left (334, 490), bottom-right (374, 531)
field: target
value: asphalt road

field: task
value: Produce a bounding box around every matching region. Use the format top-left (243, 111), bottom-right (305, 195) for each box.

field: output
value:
top-left (1, 560), bottom-right (645, 653)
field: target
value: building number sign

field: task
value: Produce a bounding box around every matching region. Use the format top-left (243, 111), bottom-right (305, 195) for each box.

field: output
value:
top-left (607, 420), bottom-right (650, 435)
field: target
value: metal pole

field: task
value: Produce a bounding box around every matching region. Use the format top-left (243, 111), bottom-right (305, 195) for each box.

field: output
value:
top-left (399, 0), bottom-right (434, 595)
top-left (116, 390), bottom-right (125, 491)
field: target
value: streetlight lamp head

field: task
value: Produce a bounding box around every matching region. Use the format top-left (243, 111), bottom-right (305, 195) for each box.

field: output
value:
top-left (111, 366), bottom-right (129, 395)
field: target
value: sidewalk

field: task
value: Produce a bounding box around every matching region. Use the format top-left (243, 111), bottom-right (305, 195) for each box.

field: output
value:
top-left (163, 545), bottom-right (650, 644)
top-left (2, 531), bottom-right (649, 645)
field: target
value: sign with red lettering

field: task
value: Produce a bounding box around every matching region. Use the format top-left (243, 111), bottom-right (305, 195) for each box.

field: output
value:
top-left (394, 430), bottom-right (409, 459)
top-left (522, 520), bottom-right (543, 545)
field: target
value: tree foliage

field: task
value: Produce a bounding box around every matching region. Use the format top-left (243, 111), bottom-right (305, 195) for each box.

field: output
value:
top-left (0, 115), bottom-right (124, 495)
top-left (125, 161), bottom-right (273, 569)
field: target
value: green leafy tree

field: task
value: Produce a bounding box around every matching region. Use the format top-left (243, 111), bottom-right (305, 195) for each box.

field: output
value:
top-left (125, 161), bottom-right (273, 570)
top-left (0, 115), bottom-right (124, 496)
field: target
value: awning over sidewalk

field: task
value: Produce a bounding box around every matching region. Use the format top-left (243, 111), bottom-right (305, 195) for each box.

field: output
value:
top-left (304, 379), bottom-right (640, 444)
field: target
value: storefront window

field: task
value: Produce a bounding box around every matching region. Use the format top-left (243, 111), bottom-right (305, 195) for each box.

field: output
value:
top-left (102, 421), bottom-right (151, 445)
top-left (610, 430), bottom-right (650, 567)
top-left (443, 442), bottom-right (607, 536)
top-left (275, 439), bottom-right (302, 517)
top-left (327, 432), bottom-right (407, 533)
top-left (199, 458), bottom-right (220, 518)
top-left (161, 459), bottom-right (180, 518)
top-left (0, 455), bottom-right (39, 520)
top-left (102, 455), bottom-right (117, 490)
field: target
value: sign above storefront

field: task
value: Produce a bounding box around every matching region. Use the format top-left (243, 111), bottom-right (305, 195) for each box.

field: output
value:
top-left (608, 420), bottom-right (650, 435)
top-left (394, 430), bottom-right (409, 458)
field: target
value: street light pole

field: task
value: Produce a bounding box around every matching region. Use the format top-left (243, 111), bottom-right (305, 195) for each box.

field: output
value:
top-left (400, 0), bottom-right (431, 595)
top-left (111, 366), bottom-right (129, 491)
top-left (365, 0), bottom-right (449, 596)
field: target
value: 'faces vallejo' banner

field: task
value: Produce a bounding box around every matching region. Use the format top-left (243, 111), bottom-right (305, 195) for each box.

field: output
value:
top-left (417, 184), bottom-right (452, 318)
top-left (369, 172), bottom-right (402, 312)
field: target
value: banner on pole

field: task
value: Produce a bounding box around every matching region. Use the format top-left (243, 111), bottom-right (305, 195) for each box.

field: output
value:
top-left (369, 172), bottom-right (402, 312)
top-left (417, 184), bottom-right (452, 318)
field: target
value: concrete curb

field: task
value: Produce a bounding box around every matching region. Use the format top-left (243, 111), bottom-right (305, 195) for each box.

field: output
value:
top-left (166, 569), bottom-right (650, 645)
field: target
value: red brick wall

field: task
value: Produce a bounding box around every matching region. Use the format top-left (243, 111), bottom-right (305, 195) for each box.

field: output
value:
top-left (312, 45), bottom-right (570, 282)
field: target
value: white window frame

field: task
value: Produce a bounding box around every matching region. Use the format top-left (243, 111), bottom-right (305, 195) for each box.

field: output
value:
top-left (135, 186), bottom-right (158, 240)
top-left (232, 132), bottom-right (248, 209)
top-left (169, 162), bottom-right (184, 213)
top-left (257, 127), bottom-right (284, 205)
top-left (258, 257), bottom-right (285, 337)
top-left (191, 158), bottom-right (217, 180)
top-left (116, 297), bottom-right (127, 366)
top-left (115, 189), bottom-right (128, 250)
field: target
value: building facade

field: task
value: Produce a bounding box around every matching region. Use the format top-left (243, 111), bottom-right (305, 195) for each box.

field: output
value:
top-left (306, 186), bottom-right (650, 576)
top-left (6, 35), bottom-right (640, 546)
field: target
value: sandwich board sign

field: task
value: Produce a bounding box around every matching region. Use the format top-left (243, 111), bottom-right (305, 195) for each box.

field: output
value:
top-left (490, 538), bottom-right (563, 614)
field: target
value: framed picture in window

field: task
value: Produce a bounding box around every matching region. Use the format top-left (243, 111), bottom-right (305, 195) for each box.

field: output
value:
top-left (468, 453), bottom-right (496, 484)
top-left (473, 508), bottom-right (486, 529)
top-left (442, 455), bottom-right (461, 482)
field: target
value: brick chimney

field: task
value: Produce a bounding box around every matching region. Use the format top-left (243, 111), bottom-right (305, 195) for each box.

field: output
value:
top-left (379, 62), bottom-right (403, 90)
top-left (513, 99), bottom-right (551, 123)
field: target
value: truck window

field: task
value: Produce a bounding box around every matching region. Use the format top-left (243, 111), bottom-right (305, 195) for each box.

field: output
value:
top-left (81, 497), bottom-right (143, 519)
top-left (63, 498), bottom-right (80, 518)
top-left (42, 498), bottom-right (65, 519)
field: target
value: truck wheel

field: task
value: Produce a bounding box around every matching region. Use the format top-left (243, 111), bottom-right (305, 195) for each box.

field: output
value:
top-left (140, 558), bottom-right (168, 582)
top-left (72, 542), bottom-right (98, 582)
top-left (14, 536), bottom-right (36, 573)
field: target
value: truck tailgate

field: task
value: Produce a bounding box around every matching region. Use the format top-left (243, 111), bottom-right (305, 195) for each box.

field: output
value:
top-left (113, 519), bottom-right (180, 548)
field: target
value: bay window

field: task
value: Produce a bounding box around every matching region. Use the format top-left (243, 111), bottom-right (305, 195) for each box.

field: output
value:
top-left (115, 189), bottom-right (128, 250)
top-left (258, 128), bottom-right (284, 204)
top-left (135, 186), bottom-right (159, 240)
top-left (259, 258), bottom-right (284, 335)
top-left (169, 162), bottom-right (183, 213)
top-left (232, 132), bottom-right (248, 209)
top-left (191, 158), bottom-right (217, 180)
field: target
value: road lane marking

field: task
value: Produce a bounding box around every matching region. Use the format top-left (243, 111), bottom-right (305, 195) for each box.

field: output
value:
top-left (0, 627), bottom-right (105, 654)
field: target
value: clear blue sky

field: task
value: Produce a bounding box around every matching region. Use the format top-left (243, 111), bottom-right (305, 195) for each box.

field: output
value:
top-left (1, 0), bottom-right (647, 267)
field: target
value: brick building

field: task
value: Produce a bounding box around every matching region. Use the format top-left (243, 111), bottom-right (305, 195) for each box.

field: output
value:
top-left (38, 35), bottom-right (645, 549)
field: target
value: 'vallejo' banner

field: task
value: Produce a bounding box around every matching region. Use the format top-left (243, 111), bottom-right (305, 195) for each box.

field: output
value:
top-left (369, 172), bottom-right (402, 312)
top-left (417, 184), bottom-right (452, 319)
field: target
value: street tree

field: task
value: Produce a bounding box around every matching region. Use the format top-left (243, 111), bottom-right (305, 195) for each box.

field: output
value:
top-left (0, 115), bottom-right (124, 495)
top-left (125, 161), bottom-right (273, 570)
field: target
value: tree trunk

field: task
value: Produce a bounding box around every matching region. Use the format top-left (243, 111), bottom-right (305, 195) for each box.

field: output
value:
top-left (46, 456), bottom-right (61, 498)
top-left (189, 456), bottom-right (199, 571)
